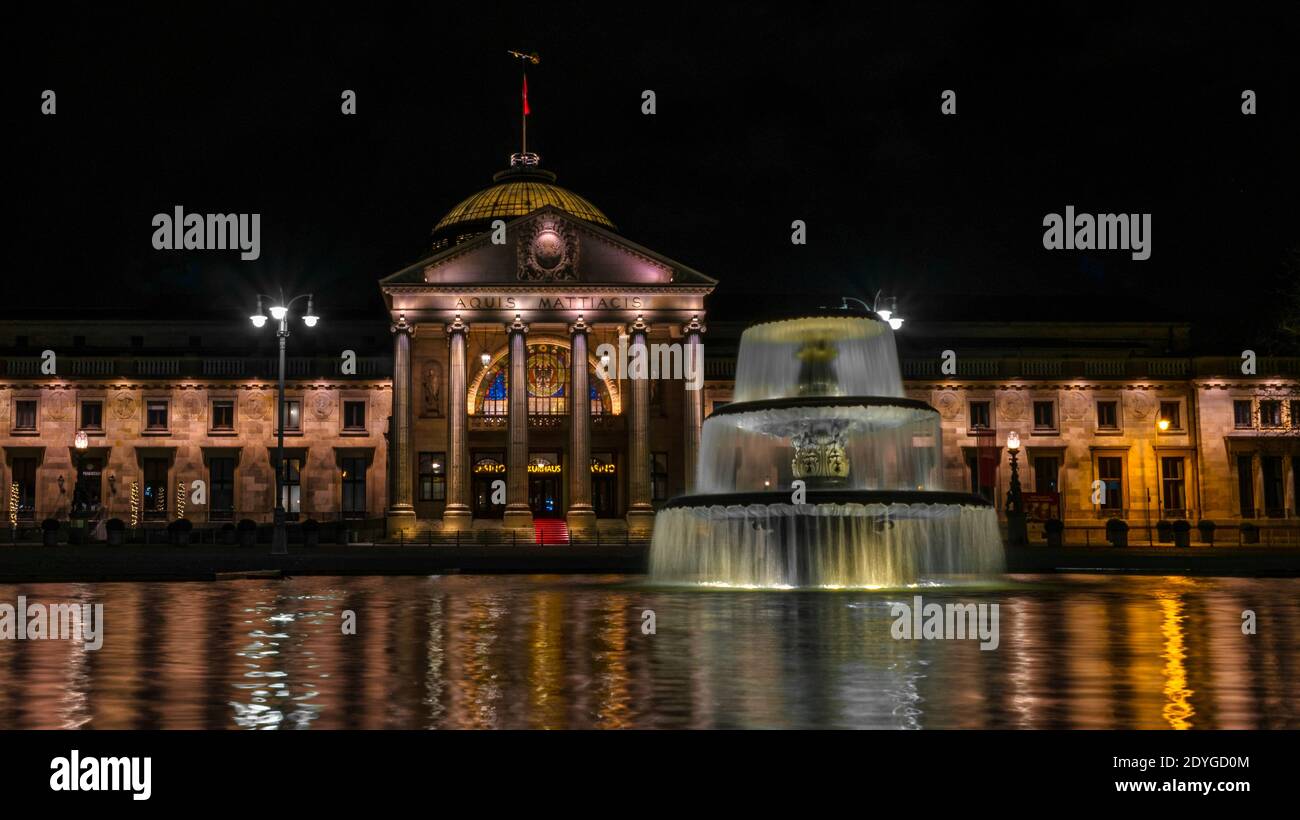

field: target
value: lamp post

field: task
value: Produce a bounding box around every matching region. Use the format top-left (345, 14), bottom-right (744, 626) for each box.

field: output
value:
top-left (1005, 430), bottom-right (1028, 546)
top-left (251, 291), bottom-right (319, 555)
top-left (72, 429), bottom-right (88, 511)
top-left (840, 292), bottom-right (905, 330)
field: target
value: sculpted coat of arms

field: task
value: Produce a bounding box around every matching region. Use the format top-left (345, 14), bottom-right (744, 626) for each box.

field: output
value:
top-left (312, 392), bottom-right (333, 420)
top-left (113, 391), bottom-right (136, 421)
top-left (517, 217), bottom-right (578, 281)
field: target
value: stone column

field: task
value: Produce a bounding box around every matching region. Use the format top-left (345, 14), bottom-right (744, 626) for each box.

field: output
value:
top-left (625, 316), bottom-right (656, 533)
top-left (503, 314), bottom-right (533, 531)
top-left (386, 313), bottom-right (417, 535)
top-left (443, 315), bottom-right (472, 531)
top-left (682, 314), bottom-right (707, 493)
top-left (566, 316), bottom-right (597, 532)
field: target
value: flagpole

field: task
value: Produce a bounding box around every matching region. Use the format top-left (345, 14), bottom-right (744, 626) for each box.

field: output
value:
top-left (507, 50), bottom-right (539, 159)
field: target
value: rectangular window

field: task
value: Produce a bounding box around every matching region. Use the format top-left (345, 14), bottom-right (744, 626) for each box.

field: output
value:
top-left (1237, 454), bottom-right (1255, 518)
top-left (418, 452), bottom-right (446, 502)
top-left (146, 400), bottom-right (169, 432)
top-left (1097, 457), bottom-right (1123, 512)
top-left (143, 458), bottom-right (169, 520)
top-left (343, 401), bottom-right (366, 431)
top-left (1158, 401), bottom-right (1181, 431)
top-left (651, 452), bottom-right (669, 502)
top-left (1262, 456), bottom-right (1284, 517)
top-left (14, 400), bottom-right (37, 432)
top-left (12, 457), bottom-right (37, 521)
top-left (1291, 400), bottom-right (1300, 428)
top-left (1259, 400), bottom-right (1282, 428)
top-left (80, 400), bottom-right (104, 431)
top-left (209, 457), bottom-right (235, 521)
top-left (280, 457), bottom-right (302, 519)
top-left (1096, 400), bottom-right (1119, 430)
top-left (1032, 401), bottom-right (1055, 431)
top-left (1033, 455), bottom-right (1060, 494)
top-left (341, 457), bottom-right (367, 518)
top-left (1161, 456), bottom-right (1186, 516)
top-left (968, 401), bottom-right (991, 430)
top-left (211, 400), bottom-right (235, 432)
top-left (281, 399), bottom-right (302, 432)
top-left (1233, 400), bottom-right (1253, 428)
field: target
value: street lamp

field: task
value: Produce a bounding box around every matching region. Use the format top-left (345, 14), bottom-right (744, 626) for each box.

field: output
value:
top-left (251, 290), bottom-right (319, 555)
top-left (1005, 430), bottom-right (1028, 547)
top-left (840, 292), bottom-right (905, 330)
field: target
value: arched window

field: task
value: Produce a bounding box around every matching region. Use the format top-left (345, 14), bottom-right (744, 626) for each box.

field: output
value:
top-left (474, 343), bottom-right (609, 417)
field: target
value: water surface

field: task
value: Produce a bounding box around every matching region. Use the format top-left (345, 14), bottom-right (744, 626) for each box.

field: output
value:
top-left (0, 574), bottom-right (1295, 729)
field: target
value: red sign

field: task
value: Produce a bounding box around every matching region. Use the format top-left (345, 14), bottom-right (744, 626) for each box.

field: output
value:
top-left (1022, 492), bottom-right (1061, 522)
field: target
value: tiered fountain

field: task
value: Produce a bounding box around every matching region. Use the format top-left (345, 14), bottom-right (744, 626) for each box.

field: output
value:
top-left (650, 307), bottom-right (1004, 588)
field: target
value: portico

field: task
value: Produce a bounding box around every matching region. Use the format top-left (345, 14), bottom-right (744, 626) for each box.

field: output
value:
top-left (380, 187), bottom-right (715, 537)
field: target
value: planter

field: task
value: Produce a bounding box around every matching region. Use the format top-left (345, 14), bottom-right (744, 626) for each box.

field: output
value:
top-left (1197, 520), bottom-right (1216, 546)
top-left (1045, 519), bottom-right (1064, 549)
top-left (1105, 518), bottom-right (1128, 548)
top-left (1172, 520), bottom-right (1191, 548)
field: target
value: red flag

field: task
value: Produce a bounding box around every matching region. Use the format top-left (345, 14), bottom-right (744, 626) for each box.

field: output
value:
top-left (522, 73), bottom-right (530, 116)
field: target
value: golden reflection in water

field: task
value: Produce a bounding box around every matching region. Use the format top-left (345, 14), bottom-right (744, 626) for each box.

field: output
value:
top-left (1158, 592), bottom-right (1195, 730)
top-left (0, 575), bottom-right (1296, 729)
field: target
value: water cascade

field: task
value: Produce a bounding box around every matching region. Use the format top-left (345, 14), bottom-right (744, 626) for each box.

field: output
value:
top-left (649, 310), bottom-right (1004, 587)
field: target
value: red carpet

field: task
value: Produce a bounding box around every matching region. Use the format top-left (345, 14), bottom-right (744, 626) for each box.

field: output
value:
top-left (533, 518), bottom-right (569, 545)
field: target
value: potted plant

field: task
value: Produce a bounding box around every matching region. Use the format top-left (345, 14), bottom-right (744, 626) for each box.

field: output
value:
top-left (105, 518), bottom-right (126, 546)
top-left (237, 518), bottom-right (258, 547)
top-left (220, 522), bottom-right (237, 545)
top-left (1197, 519), bottom-right (1216, 546)
top-left (302, 518), bottom-right (320, 548)
top-left (41, 517), bottom-right (60, 547)
top-left (1105, 517), bottom-right (1128, 548)
top-left (1156, 519), bottom-right (1173, 544)
top-left (1172, 519), bottom-right (1191, 548)
top-left (168, 518), bottom-right (194, 546)
top-left (1045, 518), bottom-right (1065, 548)
top-left (1240, 522), bottom-right (1260, 544)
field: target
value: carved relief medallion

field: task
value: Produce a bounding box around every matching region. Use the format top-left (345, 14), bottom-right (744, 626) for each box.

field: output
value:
top-left (113, 391), bottom-right (136, 420)
top-left (935, 391), bottom-right (961, 420)
top-left (517, 217), bottom-right (578, 281)
top-left (45, 392), bottom-right (71, 421)
top-left (1062, 391), bottom-right (1088, 421)
top-left (244, 393), bottom-right (270, 420)
top-left (312, 391), bottom-right (334, 420)
top-left (997, 391), bottom-right (1025, 422)
top-left (1127, 391), bottom-right (1153, 420)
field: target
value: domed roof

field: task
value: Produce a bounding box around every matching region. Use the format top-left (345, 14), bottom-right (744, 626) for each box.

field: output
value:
top-left (432, 157), bottom-right (614, 248)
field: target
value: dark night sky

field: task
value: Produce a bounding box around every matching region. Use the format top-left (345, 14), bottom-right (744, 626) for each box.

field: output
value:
top-left (3, 3), bottom-right (1297, 349)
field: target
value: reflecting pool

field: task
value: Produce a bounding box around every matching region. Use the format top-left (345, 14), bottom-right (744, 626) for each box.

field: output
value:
top-left (0, 574), bottom-right (1295, 729)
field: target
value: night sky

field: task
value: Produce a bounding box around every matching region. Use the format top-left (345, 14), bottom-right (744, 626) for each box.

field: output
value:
top-left (4, 3), bottom-right (1297, 350)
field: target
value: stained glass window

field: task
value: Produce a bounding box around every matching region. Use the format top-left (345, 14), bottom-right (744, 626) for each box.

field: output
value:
top-left (474, 344), bottom-right (610, 416)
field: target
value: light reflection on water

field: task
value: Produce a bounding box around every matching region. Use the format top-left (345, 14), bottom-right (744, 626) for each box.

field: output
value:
top-left (0, 574), bottom-right (1295, 729)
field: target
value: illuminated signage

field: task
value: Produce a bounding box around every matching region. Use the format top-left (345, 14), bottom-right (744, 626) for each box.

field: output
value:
top-left (528, 463), bottom-right (561, 474)
top-left (590, 461), bottom-right (616, 474)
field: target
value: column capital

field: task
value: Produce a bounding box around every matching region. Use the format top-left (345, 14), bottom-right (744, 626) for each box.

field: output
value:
top-left (682, 314), bottom-right (707, 336)
top-left (568, 314), bottom-right (590, 336)
top-left (506, 313), bottom-right (530, 336)
top-left (625, 313), bottom-right (650, 336)
top-left (390, 312), bottom-right (416, 336)
top-left (445, 313), bottom-right (468, 336)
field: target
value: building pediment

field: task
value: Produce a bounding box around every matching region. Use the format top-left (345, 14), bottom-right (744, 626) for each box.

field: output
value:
top-left (380, 207), bottom-right (715, 290)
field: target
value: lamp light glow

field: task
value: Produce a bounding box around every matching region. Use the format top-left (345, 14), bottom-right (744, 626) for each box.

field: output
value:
top-left (302, 297), bottom-right (318, 327)
top-left (1157, 417), bottom-right (1171, 431)
top-left (1006, 430), bottom-right (1021, 451)
top-left (250, 314), bottom-right (267, 328)
top-left (888, 317), bottom-right (904, 330)
top-left (74, 430), bottom-right (89, 450)
top-left (480, 351), bottom-right (491, 367)
top-left (269, 305), bottom-right (288, 321)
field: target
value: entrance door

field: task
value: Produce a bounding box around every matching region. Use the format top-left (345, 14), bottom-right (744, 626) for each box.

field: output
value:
top-left (591, 452), bottom-right (617, 517)
top-left (528, 452), bottom-right (563, 518)
top-left (74, 456), bottom-right (103, 514)
top-left (471, 454), bottom-right (505, 518)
